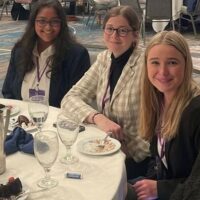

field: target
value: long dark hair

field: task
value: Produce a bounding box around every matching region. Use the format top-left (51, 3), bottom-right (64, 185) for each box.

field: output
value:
top-left (14, 0), bottom-right (76, 76)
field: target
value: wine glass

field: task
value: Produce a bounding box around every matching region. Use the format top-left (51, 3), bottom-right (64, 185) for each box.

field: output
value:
top-left (57, 113), bottom-right (79, 164)
top-left (34, 130), bottom-right (59, 188)
top-left (28, 95), bottom-right (49, 132)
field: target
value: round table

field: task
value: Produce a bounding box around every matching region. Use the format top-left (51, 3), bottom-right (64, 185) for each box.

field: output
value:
top-left (0, 99), bottom-right (127, 200)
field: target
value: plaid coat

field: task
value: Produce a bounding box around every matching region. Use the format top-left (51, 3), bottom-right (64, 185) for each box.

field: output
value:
top-left (61, 48), bottom-right (150, 162)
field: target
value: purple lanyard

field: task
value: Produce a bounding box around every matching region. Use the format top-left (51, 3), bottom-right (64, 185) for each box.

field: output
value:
top-left (157, 102), bottom-right (166, 159)
top-left (101, 67), bottom-right (113, 112)
top-left (101, 82), bottom-right (110, 112)
top-left (36, 58), bottom-right (48, 84)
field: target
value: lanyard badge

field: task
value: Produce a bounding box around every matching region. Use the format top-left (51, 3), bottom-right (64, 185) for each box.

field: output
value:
top-left (29, 58), bottom-right (47, 98)
top-left (29, 88), bottom-right (45, 98)
top-left (29, 58), bottom-right (48, 98)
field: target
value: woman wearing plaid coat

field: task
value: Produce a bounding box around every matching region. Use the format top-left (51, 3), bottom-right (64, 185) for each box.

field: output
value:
top-left (61, 6), bottom-right (150, 178)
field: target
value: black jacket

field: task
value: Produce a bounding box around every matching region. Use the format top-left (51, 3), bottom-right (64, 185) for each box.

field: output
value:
top-left (2, 43), bottom-right (90, 107)
top-left (170, 149), bottom-right (200, 200)
top-left (148, 95), bottom-right (200, 200)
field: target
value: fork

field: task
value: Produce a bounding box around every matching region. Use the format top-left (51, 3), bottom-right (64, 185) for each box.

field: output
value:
top-left (97, 132), bottom-right (112, 148)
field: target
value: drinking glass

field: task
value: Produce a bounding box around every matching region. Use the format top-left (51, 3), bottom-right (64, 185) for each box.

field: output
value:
top-left (28, 95), bottom-right (49, 132)
top-left (57, 113), bottom-right (79, 164)
top-left (34, 130), bottom-right (59, 188)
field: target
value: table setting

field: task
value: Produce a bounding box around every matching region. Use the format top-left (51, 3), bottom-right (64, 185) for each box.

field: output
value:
top-left (0, 98), bottom-right (127, 200)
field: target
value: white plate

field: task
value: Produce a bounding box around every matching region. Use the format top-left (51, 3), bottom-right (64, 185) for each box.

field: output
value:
top-left (17, 184), bottom-right (30, 200)
top-left (77, 137), bottom-right (121, 156)
top-left (0, 105), bottom-right (20, 117)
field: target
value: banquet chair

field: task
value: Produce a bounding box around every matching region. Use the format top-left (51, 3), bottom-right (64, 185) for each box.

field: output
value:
top-left (0, 0), bottom-right (13, 20)
top-left (1, 0), bottom-right (32, 21)
top-left (144, 0), bottom-right (174, 42)
top-left (86, 0), bottom-right (117, 29)
top-left (61, 0), bottom-right (76, 16)
top-left (179, 0), bottom-right (200, 36)
top-left (119, 0), bottom-right (145, 43)
top-left (61, 0), bottom-right (76, 7)
top-left (145, 0), bottom-right (173, 24)
top-left (119, 0), bottom-right (143, 17)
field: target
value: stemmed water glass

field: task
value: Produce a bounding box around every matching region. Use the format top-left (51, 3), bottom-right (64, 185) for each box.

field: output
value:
top-left (28, 95), bottom-right (49, 132)
top-left (34, 130), bottom-right (59, 188)
top-left (56, 113), bottom-right (79, 164)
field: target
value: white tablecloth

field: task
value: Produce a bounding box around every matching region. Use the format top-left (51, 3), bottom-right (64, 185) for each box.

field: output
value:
top-left (0, 99), bottom-right (127, 200)
top-left (152, 0), bottom-right (183, 32)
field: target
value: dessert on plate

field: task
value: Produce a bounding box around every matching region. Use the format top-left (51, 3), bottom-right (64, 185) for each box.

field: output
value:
top-left (17, 115), bottom-right (30, 126)
top-left (10, 115), bottom-right (34, 130)
top-left (0, 177), bottom-right (22, 199)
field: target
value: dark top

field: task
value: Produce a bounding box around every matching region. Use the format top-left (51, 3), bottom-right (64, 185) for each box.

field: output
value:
top-left (170, 149), bottom-right (200, 200)
top-left (109, 46), bottom-right (133, 97)
top-left (2, 43), bottom-right (90, 108)
top-left (147, 95), bottom-right (200, 200)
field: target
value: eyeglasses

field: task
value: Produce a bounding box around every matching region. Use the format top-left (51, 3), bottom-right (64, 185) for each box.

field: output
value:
top-left (104, 26), bottom-right (134, 37)
top-left (35, 19), bottom-right (61, 27)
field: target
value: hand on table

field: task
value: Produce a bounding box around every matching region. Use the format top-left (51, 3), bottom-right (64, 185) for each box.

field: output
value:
top-left (133, 179), bottom-right (158, 200)
top-left (93, 113), bottom-right (124, 141)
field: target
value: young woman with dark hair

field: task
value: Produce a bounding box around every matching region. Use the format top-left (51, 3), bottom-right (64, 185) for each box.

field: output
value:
top-left (3, 0), bottom-right (90, 107)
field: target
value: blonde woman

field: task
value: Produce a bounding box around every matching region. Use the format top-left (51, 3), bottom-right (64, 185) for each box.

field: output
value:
top-left (126, 31), bottom-right (200, 200)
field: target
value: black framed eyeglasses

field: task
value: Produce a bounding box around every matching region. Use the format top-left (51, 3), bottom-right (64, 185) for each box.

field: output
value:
top-left (104, 26), bottom-right (134, 37)
top-left (35, 19), bottom-right (61, 27)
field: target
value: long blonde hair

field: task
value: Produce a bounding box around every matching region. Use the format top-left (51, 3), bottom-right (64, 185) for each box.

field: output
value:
top-left (139, 31), bottom-right (200, 141)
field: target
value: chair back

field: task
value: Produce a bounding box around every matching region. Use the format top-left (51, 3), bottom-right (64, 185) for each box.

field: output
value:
top-left (146, 0), bottom-right (172, 21)
top-left (119, 0), bottom-right (143, 19)
top-left (86, 0), bottom-right (111, 29)
top-left (0, 0), bottom-right (13, 20)
top-left (193, 0), bottom-right (200, 15)
top-left (87, 0), bottom-right (95, 7)
top-left (179, 0), bottom-right (199, 36)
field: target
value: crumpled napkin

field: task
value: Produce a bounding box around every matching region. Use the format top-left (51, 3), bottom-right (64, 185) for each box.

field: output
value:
top-left (4, 127), bottom-right (34, 155)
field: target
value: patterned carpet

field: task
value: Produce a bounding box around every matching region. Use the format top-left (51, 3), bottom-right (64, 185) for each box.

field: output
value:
top-left (0, 13), bottom-right (200, 96)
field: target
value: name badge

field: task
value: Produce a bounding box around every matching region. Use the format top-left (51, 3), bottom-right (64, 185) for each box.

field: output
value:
top-left (29, 89), bottom-right (45, 97)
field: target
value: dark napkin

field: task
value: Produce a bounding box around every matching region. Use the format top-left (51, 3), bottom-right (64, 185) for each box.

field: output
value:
top-left (4, 127), bottom-right (34, 155)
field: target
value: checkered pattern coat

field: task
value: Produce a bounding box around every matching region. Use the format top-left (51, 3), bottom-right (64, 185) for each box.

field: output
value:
top-left (61, 48), bottom-right (150, 162)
